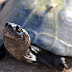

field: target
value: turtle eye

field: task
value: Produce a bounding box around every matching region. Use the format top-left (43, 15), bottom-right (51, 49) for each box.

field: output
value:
top-left (16, 26), bottom-right (23, 32)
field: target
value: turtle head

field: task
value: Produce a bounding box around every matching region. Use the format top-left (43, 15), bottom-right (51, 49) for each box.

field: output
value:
top-left (1, 22), bottom-right (30, 60)
top-left (2, 22), bottom-right (30, 42)
top-left (2, 22), bottom-right (29, 38)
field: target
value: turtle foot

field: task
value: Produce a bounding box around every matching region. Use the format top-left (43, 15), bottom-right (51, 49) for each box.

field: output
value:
top-left (52, 57), bottom-right (68, 71)
top-left (24, 51), bottom-right (37, 63)
top-left (36, 50), bottom-right (68, 71)
top-left (24, 45), bottom-right (41, 63)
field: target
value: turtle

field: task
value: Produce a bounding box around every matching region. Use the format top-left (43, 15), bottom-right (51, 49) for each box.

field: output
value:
top-left (1, 22), bottom-right (68, 71)
top-left (0, 0), bottom-right (72, 71)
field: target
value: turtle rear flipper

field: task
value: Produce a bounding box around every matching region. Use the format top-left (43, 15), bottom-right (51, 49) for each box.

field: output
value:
top-left (0, 44), bottom-right (6, 60)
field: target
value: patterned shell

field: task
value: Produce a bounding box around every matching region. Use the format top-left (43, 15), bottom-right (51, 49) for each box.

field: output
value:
top-left (0, 0), bottom-right (72, 56)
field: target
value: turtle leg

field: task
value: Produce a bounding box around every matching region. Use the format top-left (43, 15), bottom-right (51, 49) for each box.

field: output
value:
top-left (0, 43), bottom-right (6, 60)
top-left (24, 45), bottom-right (40, 63)
top-left (24, 50), bottom-right (37, 63)
top-left (37, 50), bottom-right (68, 71)
top-left (24, 45), bottom-right (68, 71)
top-left (24, 45), bottom-right (55, 67)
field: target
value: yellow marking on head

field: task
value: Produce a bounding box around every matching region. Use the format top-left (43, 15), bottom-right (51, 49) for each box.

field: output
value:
top-left (18, 28), bottom-right (21, 31)
top-left (18, 28), bottom-right (23, 32)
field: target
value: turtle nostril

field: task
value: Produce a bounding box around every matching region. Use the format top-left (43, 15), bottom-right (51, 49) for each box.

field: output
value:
top-left (5, 23), bottom-right (12, 28)
top-left (5, 23), bottom-right (8, 27)
top-left (8, 24), bottom-right (12, 28)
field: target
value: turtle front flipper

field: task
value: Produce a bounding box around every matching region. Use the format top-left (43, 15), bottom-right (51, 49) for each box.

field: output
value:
top-left (0, 43), bottom-right (6, 60)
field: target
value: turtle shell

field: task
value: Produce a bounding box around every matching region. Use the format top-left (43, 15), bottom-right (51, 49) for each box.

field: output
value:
top-left (0, 0), bottom-right (72, 56)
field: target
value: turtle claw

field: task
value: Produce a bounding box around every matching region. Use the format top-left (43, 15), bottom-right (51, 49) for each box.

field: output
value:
top-left (57, 63), bottom-right (68, 71)
top-left (24, 51), bottom-right (36, 63)
top-left (63, 68), bottom-right (67, 72)
top-left (64, 64), bottom-right (68, 69)
top-left (52, 57), bottom-right (68, 71)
